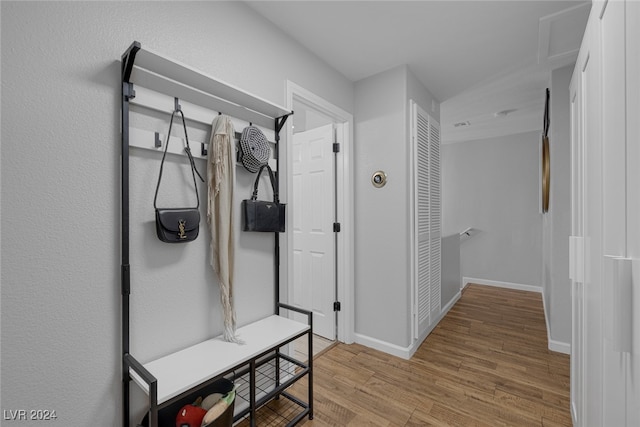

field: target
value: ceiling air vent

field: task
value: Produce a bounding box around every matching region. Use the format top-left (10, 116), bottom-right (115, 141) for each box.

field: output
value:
top-left (453, 121), bottom-right (470, 128)
top-left (494, 108), bottom-right (517, 118)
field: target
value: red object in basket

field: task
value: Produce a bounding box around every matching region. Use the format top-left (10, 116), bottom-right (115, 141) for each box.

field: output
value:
top-left (175, 404), bottom-right (207, 427)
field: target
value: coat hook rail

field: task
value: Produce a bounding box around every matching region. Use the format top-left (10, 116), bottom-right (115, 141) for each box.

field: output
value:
top-left (200, 131), bottom-right (276, 157)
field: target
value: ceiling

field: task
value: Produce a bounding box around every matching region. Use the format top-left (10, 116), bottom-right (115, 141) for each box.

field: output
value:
top-left (247, 0), bottom-right (590, 143)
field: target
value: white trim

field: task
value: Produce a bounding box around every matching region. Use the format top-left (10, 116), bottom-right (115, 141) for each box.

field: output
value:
top-left (541, 287), bottom-right (572, 355)
top-left (354, 333), bottom-right (414, 360)
top-left (284, 81), bottom-right (355, 344)
top-left (542, 285), bottom-right (552, 339)
top-left (442, 291), bottom-right (461, 317)
top-left (463, 277), bottom-right (542, 293)
top-left (356, 290), bottom-right (462, 360)
top-left (409, 99), bottom-right (426, 343)
top-left (548, 338), bottom-right (571, 354)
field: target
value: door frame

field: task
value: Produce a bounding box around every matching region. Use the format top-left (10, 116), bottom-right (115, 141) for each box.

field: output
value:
top-left (282, 81), bottom-right (355, 344)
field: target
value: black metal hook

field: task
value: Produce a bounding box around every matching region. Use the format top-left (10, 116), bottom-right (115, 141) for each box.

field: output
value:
top-left (174, 97), bottom-right (181, 112)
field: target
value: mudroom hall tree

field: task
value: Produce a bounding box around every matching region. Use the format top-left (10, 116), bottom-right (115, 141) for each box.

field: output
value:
top-left (120, 41), bottom-right (313, 427)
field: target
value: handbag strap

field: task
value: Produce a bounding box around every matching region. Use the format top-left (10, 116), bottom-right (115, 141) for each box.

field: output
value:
top-left (154, 108), bottom-right (205, 209)
top-left (251, 165), bottom-right (279, 203)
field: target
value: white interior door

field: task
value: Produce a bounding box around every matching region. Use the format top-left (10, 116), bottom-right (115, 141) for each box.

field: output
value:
top-left (291, 124), bottom-right (335, 340)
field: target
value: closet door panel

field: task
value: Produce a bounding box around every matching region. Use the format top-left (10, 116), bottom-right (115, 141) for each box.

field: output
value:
top-left (626, 1), bottom-right (640, 424)
top-left (411, 100), bottom-right (442, 342)
top-left (601, 0), bottom-right (627, 258)
top-left (428, 119), bottom-right (441, 319)
top-left (600, 2), bottom-right (628, 425)
top-left (415, 103), bottom-right (431, 335)
top-left (569, 79), bottom-right (585, 426)
top-left (581, 17), bottom-right (605, 426)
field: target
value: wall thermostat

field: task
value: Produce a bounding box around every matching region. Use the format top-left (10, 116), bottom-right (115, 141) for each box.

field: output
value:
top-left (371, 170), bottom-right (387, 188)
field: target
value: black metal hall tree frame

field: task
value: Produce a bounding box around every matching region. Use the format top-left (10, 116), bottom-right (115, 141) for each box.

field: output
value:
top-left (120, 41), bottom-right (311, 427)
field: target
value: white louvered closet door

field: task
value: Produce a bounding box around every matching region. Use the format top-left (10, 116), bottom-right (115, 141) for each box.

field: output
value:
top-left (411, 100), bottom-right (441, 340)
top-left (429, 118), bottom-right (441, 321)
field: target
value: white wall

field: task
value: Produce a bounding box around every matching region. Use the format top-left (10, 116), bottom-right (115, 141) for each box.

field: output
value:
top-left (354, 65), bottom-right (439, 352)
top-left (407, 67), bottom-right (440, 122)
top-left (543, 64), bottom-right (573, 348)
top-left (0, 2), bottom-right (353, 425)
top-left (354, 65), bottom-right (410, 348)
top-left (442, 131), bottom-right (542, 288)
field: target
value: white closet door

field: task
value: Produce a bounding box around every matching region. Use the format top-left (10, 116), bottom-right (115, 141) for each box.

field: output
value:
top-left (429, 118), bottom-right (441, 320)
top-left (626, 2), bottom-right (640, 424)
top-left (571, 10), bottom-right (605, 426)
top-left (415, 102), bottom-right (431, 336)
top-left (569, 80), bottom-right (585, 426)
top-left (601, 2), bottom-right (628, 425)
top-left (411, 101), bottom-right (441, 340)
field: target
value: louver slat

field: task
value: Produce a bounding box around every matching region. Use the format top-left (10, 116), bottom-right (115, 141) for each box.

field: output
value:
top-left (412, 101), bottom-right (441, 339)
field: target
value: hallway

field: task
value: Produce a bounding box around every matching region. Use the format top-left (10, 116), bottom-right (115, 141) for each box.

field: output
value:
top-left (250, 284), bottom-right (570, 426)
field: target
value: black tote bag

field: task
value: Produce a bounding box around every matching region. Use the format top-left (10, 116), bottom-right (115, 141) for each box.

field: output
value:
top-left (242, 165), bottom-right (285, 232)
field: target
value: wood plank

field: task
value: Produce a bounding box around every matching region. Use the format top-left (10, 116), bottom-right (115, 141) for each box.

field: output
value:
top-left (265, 284), bottom-right (571, 426)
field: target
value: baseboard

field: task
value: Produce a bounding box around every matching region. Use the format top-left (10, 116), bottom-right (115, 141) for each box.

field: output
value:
top-left (439, 291), bottom-right (461, 323)
top-left (548, 338), bottom-right (571, 354)
top-left (463, 277), bottom-right (542, 293)
top-left (541, 285), bottom-right (552, 341)
top-left (355, 291), bottom-right (462, 360)
top-left (466, 278), bottom-right (571, 354)
top-left (540, 287), bottom-right (571, 354)
top-left (354, 333), bottom-right (414, 360)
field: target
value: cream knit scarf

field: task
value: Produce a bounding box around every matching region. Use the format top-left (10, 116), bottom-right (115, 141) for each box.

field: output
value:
top-left (208, 115), bottom-right (243, 344)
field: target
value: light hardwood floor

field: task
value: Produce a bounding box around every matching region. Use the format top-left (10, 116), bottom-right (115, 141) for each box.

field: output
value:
top-left (241, 284), bottom-right (571, 426)
top-left (294, 334), bottom-right (337, 361)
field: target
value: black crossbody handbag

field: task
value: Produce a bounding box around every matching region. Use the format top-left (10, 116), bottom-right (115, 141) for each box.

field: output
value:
top-left (153, 108), bottom-right (204, 243)
top-left (242, 165), bottom-right (286, 232)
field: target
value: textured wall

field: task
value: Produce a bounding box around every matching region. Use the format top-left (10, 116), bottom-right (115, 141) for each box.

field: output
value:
top-left (354, 66), bottom-right (409, 348)
top-left (353, 65), bottom-right (439, 351)
top-left (0, 2), bottom-right (352, 425)
top-left (442, 131), bottom-right (543, 288)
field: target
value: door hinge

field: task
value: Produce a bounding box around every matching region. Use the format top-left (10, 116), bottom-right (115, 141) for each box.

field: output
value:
top-left (333, 142), bottom-right (340, 153)
top-left (333, 301), bottom-right (341, 312)
top-left (333, 222), bottom-right (341, 232)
